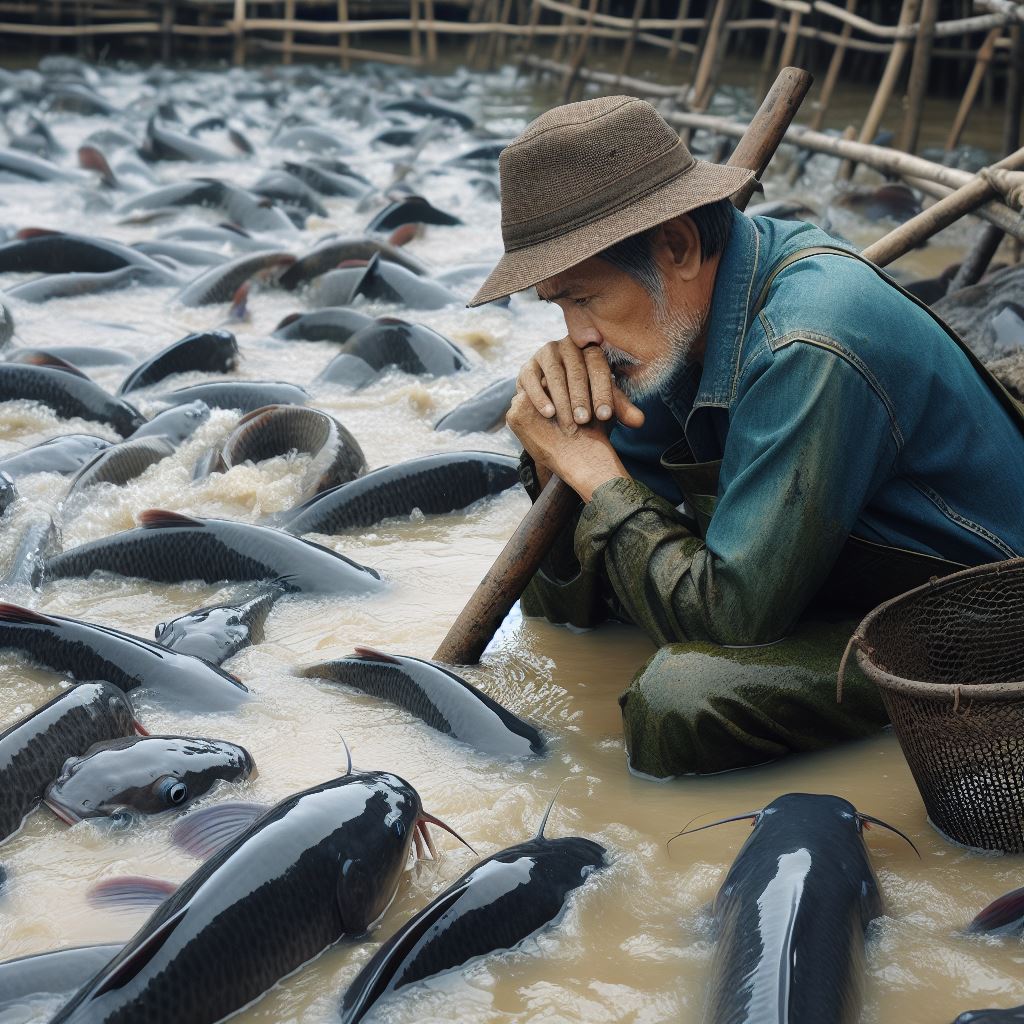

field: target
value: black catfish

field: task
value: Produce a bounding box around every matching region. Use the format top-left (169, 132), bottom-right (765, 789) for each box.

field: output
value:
top-left (0, 681), bottom-right (140, 843)
top-left (690, 793), bottom-right (916, 1024)
top-left (128, 400), bottom-right (210, 443)
top-left (331, 317), bottom-right (470, 377)
top-left (118, 330), bottom-right (239, 393)
top-left (435, 377), bottom-right (517, 433)
top-left (0, 944), bottom-right (123, 1013)
top-left (340, 796), bottom-right (603, 1023)
top-left (51, 771), bottom-right (439, 1024)
top-left (7, 265), bottom-right (179, 303)
top-left (174, 251), bottom-right (296, 307)
top-left (0, 232), bottom-right (166, 275)
top-left (283, 451), bottom-right (520, 534)
top-left (314, 254), bottom-right (457, 310)
top-left (0, 364), bottom-right (146, 437)
top-left (0, 603), bottom-right (250, 711)
top-left (966, 884), bottom-right (1024, 937)
top-left (302, 647), bottom-right (544, 758)
top-left (196, 405), bottom-right (366, 501)
top-left (46, 508), bottom-right (383, 595)
top-left (67, 436), bottom-right (175, 496)
top-left (0, 434), bottom-right (112, 478)
top-left (43, 735), bottom-right (254, 823)
top-left (366, 195), bottom-right (462, 233)
top-left (953, 1008), bottom-right (1024, 1022)
top-left (278, 236), bottom-right (426, 290)
top-left (155, 582), bottom-right (286, 664)
top-left (271, 307), bottom-right (373, 343)
top-left (156, 380), bottom-right (308, 413)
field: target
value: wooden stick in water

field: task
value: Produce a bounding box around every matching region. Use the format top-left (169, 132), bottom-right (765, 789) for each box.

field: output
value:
top-left (433, 67), bottom-right (814, 667)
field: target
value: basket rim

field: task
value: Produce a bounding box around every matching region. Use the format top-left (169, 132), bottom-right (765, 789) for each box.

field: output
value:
top-left (855, 647), bottom-right (1024, 701)
top-left (849, 556), bottom-right (1024, 699)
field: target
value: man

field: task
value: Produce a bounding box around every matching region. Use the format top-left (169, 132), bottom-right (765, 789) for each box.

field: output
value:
top-left (467, 96), bottom-right (1024, 777)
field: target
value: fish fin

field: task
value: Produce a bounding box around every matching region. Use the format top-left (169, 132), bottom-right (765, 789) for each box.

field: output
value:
top-left (138, 509), bottom-right (205, 529)
top-left (88, 876), bottom-right (178, 913)
top-left (170, 800), bottom-right (269, 858)
top-left (274, 312), bottom-right (301, 330)
top-left (78, 144), bottom-right (117, 188)
top-left (0, 602), bottom-right (56, 625)
top-left (228, 283), bottom-right (249, 321)
top-left (14, 351), bottom-right (90, 378)
top-left (15, 227), bottom-right (62, 239)
top-left (90, 907), bottom-right (187, 997)
top-left (388, 223), bottom-right (418, 247)
top-left (352, 646), bottom-right (402, 665)
top-left (339, 885), bottom-right (469, 1023)
top-left (967, 886), bottom-right (1024, 934)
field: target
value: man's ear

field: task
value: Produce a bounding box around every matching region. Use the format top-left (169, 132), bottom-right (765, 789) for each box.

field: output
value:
top-left (658, 215), bottom-right (702, 281)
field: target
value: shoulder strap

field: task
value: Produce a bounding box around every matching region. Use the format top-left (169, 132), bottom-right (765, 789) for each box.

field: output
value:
top-left (750, 244), bottom-right (1024, 437)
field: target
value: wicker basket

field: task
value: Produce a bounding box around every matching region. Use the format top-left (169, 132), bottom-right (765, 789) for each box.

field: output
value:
top-left (850, 557), bottom-right (1024, 852)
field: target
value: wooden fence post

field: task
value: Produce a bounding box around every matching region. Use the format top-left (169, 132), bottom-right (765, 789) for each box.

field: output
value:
top-left (232, 0), bottom-right (246, 65)
top-left (809, 0), bottom-right (857, 130)
top-left (560, 0), bottom-right (599, 103)
top-left (897, 0), bottom-right (938, 153)
top-left (615, 0), bottom-right (645, 84)
top-left (944, 28), bottom-right (1001, 153)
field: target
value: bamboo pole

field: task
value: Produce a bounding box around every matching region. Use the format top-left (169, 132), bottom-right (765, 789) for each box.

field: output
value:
top-left (551, 0), bottom-right (580, 63)
top-left (808, 0), bottom-right (855, 130)
top-left (560, 0), bottom-right (598, 104)
top-left (615, 0), bottom-right (644, 84)
top-left (433, 67), bottom-right (814, 668)
top-left (522, 55), bottom-right (697, 94)
top-left (338, 0), bottom-right (350, 69)
top-left (282, 0), bottom-right (294, 64)
top-left (232, 0), bottom-right (245, 63)
top-left (757, 9), bottom-right (783, 97)
top-left (836, 0), bottom-right (920, 180)
top-left (492, 0), bottom-right (515, 65)
top-left (668, 0), bottom-right (690, 64)
top-left (519, 0), bottom-right (543, 65)
top-left (897, 0), bottom-right (937, 154)
top-left (424, 0), bottom-right (437, 62)
top-left (944, 27), bottom-right (1001, 152)
top-left (777, 9), bottom-right (803, 76)
top-left (410, 0), bottom-right (422, 64)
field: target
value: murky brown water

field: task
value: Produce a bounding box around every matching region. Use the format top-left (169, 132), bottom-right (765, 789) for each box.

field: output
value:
top-left (0, 60), bottom-right (1020, 1024)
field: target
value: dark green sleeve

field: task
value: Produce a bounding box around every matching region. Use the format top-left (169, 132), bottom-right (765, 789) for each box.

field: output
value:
top-left (516, 452), bottom-right (614, 629)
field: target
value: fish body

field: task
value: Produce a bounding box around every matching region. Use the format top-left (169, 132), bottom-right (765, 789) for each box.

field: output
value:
top-left (366, 196), bottom-right (461, 233)
top-left (0, 944), bottom-right (123, 1012)
top-left (0, 602), bottom-right (249, 711)
top-left (0, 233), bottom-right (170, 275)
top-left (301, 648), bottom-right (543, 757)
top-left (279, 236), bottom-right (426, 289)
top-left (0, 364), bottom-right (145, 437)
top-left (156, 380), bottom-right (308, 413)
top-left (0, 682), bottom-right (138, 842)
top-left (43, 735), bottom-right (254, 822)
top-left (199, 405), bottom-right (366, 499)
top-left (175, 251), bottom-right (296, 306)
top-left (0, 434), bottom-right (112, 478)
top-left (8, 265), bottom-right (179, 303)
top-left (52, 771), bottom-right (421, 1024)
top-left (67, 436), bottom-right (175, 495)
top-left (703, 793), bottom-right (884, 1024)
top-left (340, 834), bottom-right (603, 1023)
top-left (381, 97), bottom-right (474, 128)
top-left (283, 451), bottom-right (519, 534)
top-left (155, 583), bottom-right (285, 664)
top-left (435, 377), bottom-right (516, 433)
top-left (128, 400), bottom-right (210, 444)
top-left (118, 330), bottom-right (239, 393)
top-left (272, 307), bottom-right (372, 343)
top-left (1, 510), bottom-right (58, 589)
top-left (336, 318), bottom-right (469, 376)
top-left (953, 1009), bottom-right (1024, 1022)
top-left (46, 508), bottom-right (382, 595)
top-left (314, 254), bottom-right (456, 310)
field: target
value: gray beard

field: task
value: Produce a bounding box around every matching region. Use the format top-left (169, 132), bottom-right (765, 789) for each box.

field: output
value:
top-left (604, 304), bottom-right (706, 402)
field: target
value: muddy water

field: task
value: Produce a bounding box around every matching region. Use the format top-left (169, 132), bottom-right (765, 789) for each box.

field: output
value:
top-left (0, 63), bottom-right (1020, 1024)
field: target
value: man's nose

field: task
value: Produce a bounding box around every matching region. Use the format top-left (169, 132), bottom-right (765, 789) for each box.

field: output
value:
top-left (562, 308), bottom-right (601, 347)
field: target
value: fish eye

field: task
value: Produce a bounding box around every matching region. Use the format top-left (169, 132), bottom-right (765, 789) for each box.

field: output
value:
top-left (156, 777), bottom-right (189, 807)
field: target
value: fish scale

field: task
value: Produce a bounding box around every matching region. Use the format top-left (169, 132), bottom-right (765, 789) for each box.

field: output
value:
top-left (0, 682), bottom-right (137, 842)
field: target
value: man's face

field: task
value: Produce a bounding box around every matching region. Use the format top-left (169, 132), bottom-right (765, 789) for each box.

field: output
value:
top-left (536, 232), bottom-right (711, 402)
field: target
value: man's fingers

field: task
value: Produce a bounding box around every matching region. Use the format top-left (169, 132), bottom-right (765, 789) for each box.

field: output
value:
top-left (612, 386), bottom-right (645, 428)
top-left (535, 345), bottom-right (574, 427)
top-left (560, 342), bottom-right (595, 425)
top-left (582, 345), bottom-right (615, 421)
top-left (517, 358), bottom-right (555, 418)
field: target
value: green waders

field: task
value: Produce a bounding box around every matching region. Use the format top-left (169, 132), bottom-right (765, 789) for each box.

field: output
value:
top-left (541, 246), bottom-right (1024, 778)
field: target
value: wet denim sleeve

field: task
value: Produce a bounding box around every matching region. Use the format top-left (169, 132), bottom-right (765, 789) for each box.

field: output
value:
top-left (574, 341), bottom-right (899, 645)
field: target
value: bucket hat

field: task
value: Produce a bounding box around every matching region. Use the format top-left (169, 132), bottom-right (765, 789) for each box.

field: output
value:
top-left (468, 95), bottom-right (753, 307)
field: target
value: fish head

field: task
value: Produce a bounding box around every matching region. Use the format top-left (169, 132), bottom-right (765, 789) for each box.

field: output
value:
top-left (334, 771), bottom-right (421, 933)
top-left (43, 736), bottom-right (255, 822)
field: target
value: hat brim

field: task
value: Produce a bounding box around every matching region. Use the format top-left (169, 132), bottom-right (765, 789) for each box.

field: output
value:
top-left (468, 160), bottom-right (754, 308)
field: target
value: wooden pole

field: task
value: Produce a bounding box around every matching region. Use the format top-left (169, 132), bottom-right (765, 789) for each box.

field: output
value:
top-left (862, 146), bottom-right (1024, 266)
top-left (668, 0), bottom-right (690, 64)
top-left (690, 0), bottom-right (731, 110)
top-left (424, 0), bottom-right (437, 63)
top-left (836, 0), bottom-right (920, 180)
top-left (897, 0), bottom-right (938, 153)
top-left (432, 67), bottom-right (814, 667)
top-left (757, 9), bottom-right (783, 98)
top-left (410, 0), bottom-right (422, 65)
top-left (551, 0), bottom-right (580, 64)
top-left (282, 0), bottom-right (295, 64)
top-left (809, 0), bottom-right (856, 131)
top-left (615, 0), bottom-right (645, 84)
top-left (519, 0), bottom-right (543, 65)
top-left (560, 0), bottom-right (598, 103)
top-left (338, 0), bottom-right (350, 69)
top-left (232, 0), bottom-right (246, 64)
top-left (493, 0), bottom-right (515, 64)
top-left (944, 27), bottom-right (1001, 153)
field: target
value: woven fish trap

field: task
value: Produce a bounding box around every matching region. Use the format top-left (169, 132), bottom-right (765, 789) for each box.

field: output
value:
top-left (848, 557), bottom-right (1024, 852)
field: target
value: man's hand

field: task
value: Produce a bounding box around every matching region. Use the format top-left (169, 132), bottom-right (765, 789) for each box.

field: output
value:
top-left (516, 337), bottom-right (645, 428)
top-left (506, 390), bottom-right (628, 503)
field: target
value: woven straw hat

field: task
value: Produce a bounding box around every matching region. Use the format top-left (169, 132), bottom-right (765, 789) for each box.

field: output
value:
top-left (468, 95), bottom-right (753, 308)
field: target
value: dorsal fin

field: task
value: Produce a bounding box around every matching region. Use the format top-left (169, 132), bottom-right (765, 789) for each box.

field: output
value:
top-left (15, 227), bottom-right (62, 239)
top-left (88, 876), bottom-right (178, 913)
top-left (337, 258), bottom-right (369, 269)
top-left (228, 283), bottom-right (249, 321)
top-left (0, 602), bottom-right (56, 626)
top-left (388, 223), bottom-right (418, 247)
top-left (352, 645), bottom-right (402, 665)
top-left (90, 908), bottom-right (187, 998)
top-left (967, 885), bottom-right (1024, 934)
top-left (275, 312), bottom-right (300, 329)
top-left (10, 350), bottom-right (90, 378)
top-left (138, 509), bottom-right (204, 529)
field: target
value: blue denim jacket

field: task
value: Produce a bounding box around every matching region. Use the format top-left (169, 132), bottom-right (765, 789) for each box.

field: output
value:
top-left (568, 206), bottom-right (1024, 644)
